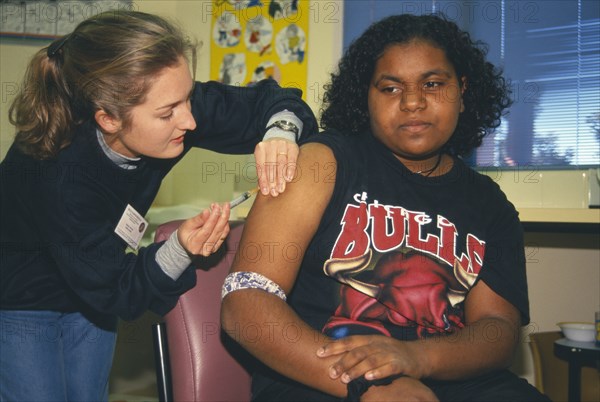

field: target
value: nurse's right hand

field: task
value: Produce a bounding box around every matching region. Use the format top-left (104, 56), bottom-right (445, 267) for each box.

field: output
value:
top-left (177, 203), bottom-right (231, 256)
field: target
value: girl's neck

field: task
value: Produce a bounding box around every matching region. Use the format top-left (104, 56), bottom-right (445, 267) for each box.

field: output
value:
top-left (403, 153), bottom-right (452, 177)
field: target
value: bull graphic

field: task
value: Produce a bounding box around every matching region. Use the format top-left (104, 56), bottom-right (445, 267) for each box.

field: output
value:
top-left (323, 249), bottom-right (478, 338)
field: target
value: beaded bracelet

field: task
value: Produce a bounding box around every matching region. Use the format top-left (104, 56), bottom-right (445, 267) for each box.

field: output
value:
top-left (221, 271), bottom-right (287, 301)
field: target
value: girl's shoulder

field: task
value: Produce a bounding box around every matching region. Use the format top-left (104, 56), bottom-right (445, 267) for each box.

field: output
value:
top-left (304, 129), bottom-right (364, 157)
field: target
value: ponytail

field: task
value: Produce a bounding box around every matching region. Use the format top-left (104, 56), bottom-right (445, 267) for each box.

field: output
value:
top-left (9, 41), bottom-right (76, 159)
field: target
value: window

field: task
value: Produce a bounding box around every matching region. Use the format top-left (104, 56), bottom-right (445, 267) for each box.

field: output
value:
top-left (343, 0), bottom-right (600, 168)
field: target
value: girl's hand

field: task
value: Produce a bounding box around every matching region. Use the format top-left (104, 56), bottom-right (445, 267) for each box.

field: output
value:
top-left (177, 203), bottom-right (230, 256)
top-left (317, 335), bottom-right (424, 384)
top-left (361, 377), bottom-right (439, 402)
top-left (254, 138), bottom-right (298, 196)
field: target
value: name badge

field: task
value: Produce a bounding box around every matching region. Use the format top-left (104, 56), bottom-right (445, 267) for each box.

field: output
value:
top-left (115, 204), bottom-right (148, 250)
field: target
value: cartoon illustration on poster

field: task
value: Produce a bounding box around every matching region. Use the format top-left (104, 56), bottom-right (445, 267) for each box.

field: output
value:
top-left (268, 0), bottom-right (299, 20)
top-left (245, 16), bottom-right (273, 55)
top-left (218, 53), bottom-right (247, 85)
top-left (218, 0), bottom-right (263, 8)
top-left (210, 0), bottom-right (308, 97)
top-left (213, 12), bottom-right (242, 48)
top-left (275, 23), bottom-right (305, 64)
top-left (249, 61), bottom-right (281, 85)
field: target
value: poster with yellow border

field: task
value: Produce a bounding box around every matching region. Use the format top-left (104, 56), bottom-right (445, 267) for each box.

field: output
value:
top-left (209, 0), bottom-right (308, 98)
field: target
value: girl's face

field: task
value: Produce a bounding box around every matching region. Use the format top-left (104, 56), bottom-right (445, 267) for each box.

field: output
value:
top-left (368, 41), bottom-right (464, 163)
top-left (106, 57), bottom-right (196, 159)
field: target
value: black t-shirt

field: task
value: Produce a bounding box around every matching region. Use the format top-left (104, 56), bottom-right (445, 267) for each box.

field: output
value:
top-left (289, 130), bottom-right (530, 342)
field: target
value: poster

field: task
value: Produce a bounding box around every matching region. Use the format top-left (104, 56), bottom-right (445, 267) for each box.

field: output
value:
top-left (210, 0), bottom-right (308, 98)
top-left (0, 0), bottom-right (134, 39)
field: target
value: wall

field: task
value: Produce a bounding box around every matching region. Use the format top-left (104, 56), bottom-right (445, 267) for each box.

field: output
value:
top-left (511, 231), bottom-right (599, 383)
top-left (1, 0), bottom-right (598, 397)
top-left (0, 0), bottom-right (343, 204)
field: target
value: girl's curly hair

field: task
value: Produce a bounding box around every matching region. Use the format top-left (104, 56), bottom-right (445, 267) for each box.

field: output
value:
top-left (320, 13), bottom-right (512, 157)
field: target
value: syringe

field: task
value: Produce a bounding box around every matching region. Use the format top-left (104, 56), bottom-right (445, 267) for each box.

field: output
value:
top-left (229, 187), bottom-right (260, 209)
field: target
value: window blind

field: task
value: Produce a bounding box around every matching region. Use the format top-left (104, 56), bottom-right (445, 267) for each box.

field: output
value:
top-left (343, 0), bottom-right (600, 169)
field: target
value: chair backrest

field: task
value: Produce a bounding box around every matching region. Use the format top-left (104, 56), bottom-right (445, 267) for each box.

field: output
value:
top-left (529, 331), bottom-right (567, 400)
top-left (529, 330), bottom-right (600, 402)
top-left (154, 220), bottom-right (251, 402)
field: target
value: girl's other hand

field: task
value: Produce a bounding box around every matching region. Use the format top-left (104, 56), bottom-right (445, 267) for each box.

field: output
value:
top-left (317, 335), bottom-right (423, 384)
top-left (254, 138), bottom-right (298, 196)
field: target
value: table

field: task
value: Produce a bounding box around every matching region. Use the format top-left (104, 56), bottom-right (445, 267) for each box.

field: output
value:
top-left (553, 338), bottom-right (600, 402)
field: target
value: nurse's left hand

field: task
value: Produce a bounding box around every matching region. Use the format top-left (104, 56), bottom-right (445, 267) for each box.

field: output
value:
top-left (254, 138), bottom-right (298, 196)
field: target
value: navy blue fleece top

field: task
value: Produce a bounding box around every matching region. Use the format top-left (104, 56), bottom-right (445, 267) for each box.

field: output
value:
top-left (0, 79), bottom-right (317, 321)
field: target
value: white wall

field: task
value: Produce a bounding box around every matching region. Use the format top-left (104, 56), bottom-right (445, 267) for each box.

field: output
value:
top-left (511, 232), bottom-right (600, 383)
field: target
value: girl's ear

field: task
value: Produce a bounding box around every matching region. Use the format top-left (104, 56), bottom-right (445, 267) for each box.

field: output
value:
top-left (94, 109), bottom-right (122, 134)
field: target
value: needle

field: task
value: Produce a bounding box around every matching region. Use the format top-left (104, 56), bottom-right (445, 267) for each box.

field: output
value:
top-left (229, 187), bottom-right (259, 209)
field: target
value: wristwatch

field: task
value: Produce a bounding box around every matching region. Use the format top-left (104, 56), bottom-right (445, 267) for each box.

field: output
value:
top-left (265, 120), bottom-right (300, 141)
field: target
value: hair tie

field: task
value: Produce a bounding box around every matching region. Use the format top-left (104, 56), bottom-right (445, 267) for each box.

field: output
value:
top-left (47, 34), bottom-right (71, 58)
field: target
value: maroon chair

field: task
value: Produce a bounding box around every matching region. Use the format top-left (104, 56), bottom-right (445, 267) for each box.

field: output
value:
top-left (152, 220), bottom-right (251, 402)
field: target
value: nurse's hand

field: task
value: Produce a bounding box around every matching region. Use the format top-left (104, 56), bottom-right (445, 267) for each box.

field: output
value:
top-left (177, 203), bottom-right (231, 256)
top-left (254, 138), bottom-right (298, 196)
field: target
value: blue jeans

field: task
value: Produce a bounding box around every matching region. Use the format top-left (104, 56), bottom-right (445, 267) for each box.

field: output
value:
top-left (0, 310), bottom-right (117, 402)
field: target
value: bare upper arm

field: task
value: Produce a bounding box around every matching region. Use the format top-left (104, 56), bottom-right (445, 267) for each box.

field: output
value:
top-left (464, 279), bottom-right (521, 331)
top-left (232, 142), bottom-right (336, 293)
